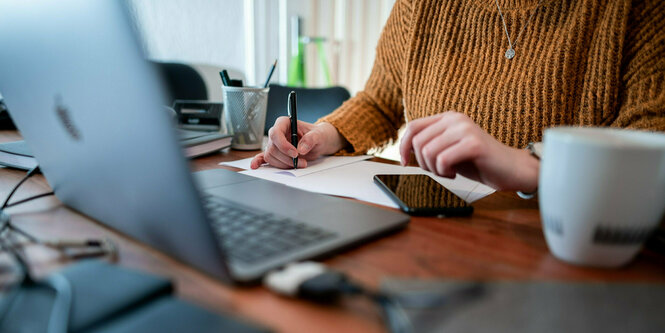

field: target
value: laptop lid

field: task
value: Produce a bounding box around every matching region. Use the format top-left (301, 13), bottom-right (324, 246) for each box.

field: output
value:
top-left (0, 0), bottom-right (231, 280)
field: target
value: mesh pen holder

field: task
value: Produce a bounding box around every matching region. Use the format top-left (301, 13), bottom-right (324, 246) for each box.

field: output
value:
top-left (222, 86), bottom-right (269, 150)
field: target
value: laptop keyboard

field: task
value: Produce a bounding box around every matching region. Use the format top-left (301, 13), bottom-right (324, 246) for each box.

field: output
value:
top-left (203, 195), bottom-right (337, 265)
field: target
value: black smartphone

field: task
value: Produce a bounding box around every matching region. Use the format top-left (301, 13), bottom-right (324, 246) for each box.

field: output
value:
top-left (373, 174), bottom-right (473, 216)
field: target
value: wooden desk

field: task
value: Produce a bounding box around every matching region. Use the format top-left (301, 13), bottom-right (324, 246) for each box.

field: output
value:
top-left (1, 130), bottom-right (664, 332)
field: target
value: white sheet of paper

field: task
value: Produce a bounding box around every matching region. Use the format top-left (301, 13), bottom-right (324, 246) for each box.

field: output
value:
top-left (234, 160), bottom-right (495, 208)
top-left (219, 158), bottom-right (254, 170)
top-left (220, 155), bottom-right (372, 177)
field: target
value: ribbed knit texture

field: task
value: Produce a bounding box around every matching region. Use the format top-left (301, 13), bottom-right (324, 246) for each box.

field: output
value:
top-left (320, 0), bottom-right (665, 154)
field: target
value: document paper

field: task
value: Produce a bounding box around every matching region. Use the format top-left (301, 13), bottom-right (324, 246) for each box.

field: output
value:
top-left (220, 157), bottom-right (495, 208)
top-left (220, 155), bottom-right (372, 177)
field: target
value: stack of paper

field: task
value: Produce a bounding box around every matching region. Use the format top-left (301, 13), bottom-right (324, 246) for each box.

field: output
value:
top-left (220, 156), bottom-right (495, 209)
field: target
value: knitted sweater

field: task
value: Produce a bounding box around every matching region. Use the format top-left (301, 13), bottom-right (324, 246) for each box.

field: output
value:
top-left (319, 0), bottom-right (665, 154)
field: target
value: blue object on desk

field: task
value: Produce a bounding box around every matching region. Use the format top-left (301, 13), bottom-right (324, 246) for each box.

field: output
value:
top-left (0, 260), bottom-right (271, 333)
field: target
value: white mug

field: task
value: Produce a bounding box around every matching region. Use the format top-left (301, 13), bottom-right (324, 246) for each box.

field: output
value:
top-left (539, 127), bottom-right (665, 267)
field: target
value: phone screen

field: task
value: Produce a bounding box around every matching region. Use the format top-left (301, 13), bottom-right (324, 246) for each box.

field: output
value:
top-left (374, 174), bottom-right (473, 216)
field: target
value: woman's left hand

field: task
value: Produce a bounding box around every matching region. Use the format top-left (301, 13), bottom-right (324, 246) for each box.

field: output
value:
top-left (399, 111), bottom-right (539, 192)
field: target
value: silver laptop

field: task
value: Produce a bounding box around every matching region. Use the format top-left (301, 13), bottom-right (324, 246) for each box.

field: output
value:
top-left (0, 0), bottom-right (409, 283)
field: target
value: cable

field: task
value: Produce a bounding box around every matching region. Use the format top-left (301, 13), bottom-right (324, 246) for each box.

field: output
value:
top-left (0, 166), bottom-right (50, 244)
top-left (0, 233), bottom-right (32, 325)
top-left (0, 166), bottom-right (53, 210)
top-left (4, 191), bottom-right (55, 209)
top-left (0, 166), bottom-right (116, 262)
top-left (0, 166), bottom-right (55, 243)
top-left (3, 223), bottom-right (38, 243)
top-left (264, 262), bottom-right (413, 332)
top-left (0, 166), bottom-right (94, 333)
top-left (1, 166), bottom-right (41, 209)
top-left (264, 262), bottom-right (487, 333)
top-left (0, 230), bottom-right (31, 280)
top-left (0, 164), bottom-right (56, 245)
top-left (0, 230), bottom-right (71, 333)
top-left (293, 270), bottom-right (417, 333)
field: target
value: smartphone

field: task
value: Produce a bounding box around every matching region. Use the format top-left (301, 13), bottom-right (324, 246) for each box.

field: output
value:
top-left (373, 174), bottom-right (473, 216)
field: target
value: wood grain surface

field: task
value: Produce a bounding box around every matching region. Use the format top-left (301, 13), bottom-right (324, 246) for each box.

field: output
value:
top-left (1, 130), bottom-right (663, 333)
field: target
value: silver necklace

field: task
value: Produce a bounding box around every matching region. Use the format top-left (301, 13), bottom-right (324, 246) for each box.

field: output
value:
top-left (495, 0), bottom-right (544, 59)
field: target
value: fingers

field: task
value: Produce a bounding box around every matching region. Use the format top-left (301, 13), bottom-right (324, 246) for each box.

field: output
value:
top-left (258, 117), bottom-right (298, 169)
top-left (251, 153), bottom-right (308, 169)
top-left (262, 153), bottom-right (291, 169)
top-left (254, 118), bottom-right (320, 169)
top-left (264, 151), bottom-right (308, 169)
top-left (418, 122), bottom-right (469, 172)
top-left (296, 120), bottom-right (314, 137)
top-left (401, 112), bottom-right (487, 180)
top-left (265, 143), bottom-right (298, 168)
top-left (434, 137), bottom-right (482, 178)
top-left (297, 157), bottom-right (308, 168)
top-left (410, 120), bottom-right (452, 171)
top-left (268, 117), bottom-right (298, 158)
top-left (250, 153), bottom-right (265, 169)
top-left (297, 129), bottom-right (322, 156)
top-left (399, 113), bottom-right (445, 166)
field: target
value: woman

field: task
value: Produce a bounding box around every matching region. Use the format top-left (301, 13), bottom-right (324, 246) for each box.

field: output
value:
top-left (251, 0), bottom-right (664, 195)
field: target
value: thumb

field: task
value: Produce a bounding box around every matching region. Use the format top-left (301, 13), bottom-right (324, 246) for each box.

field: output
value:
top-left (297, 130), bottom-right (321, 155)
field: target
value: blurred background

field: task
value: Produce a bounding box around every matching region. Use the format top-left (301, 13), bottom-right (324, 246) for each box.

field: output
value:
top-left (127, 0), bottom-right (395, 95)
top-left (125, 0), bottom-right (400, 158)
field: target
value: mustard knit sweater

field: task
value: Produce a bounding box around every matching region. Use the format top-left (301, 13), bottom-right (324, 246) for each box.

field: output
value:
top-left (320, 0), bottom-right (665, 154)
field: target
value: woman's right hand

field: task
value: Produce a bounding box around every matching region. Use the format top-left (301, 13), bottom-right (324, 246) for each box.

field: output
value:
top-left (250, 118), bottom-right (346, 169)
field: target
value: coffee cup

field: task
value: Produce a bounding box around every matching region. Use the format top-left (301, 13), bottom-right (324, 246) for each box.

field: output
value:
top-left (539, 127), bottom-right (665, 267)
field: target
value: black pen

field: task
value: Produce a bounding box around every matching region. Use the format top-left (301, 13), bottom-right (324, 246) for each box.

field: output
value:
top-left (288, 91), bottom-right (298, 169)
top-left (220, 70), bottom-right (231, 86)
top-left (263, 59), bottom-right (278, 88)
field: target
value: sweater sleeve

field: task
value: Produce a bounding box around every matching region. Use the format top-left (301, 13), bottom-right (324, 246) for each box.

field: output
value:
top-left (317, 0), bottom-right (413, 154)
top-left (610, 0), bottom-right (665, 131)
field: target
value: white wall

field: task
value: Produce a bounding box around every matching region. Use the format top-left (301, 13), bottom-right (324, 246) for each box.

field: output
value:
top-left (126, 0), bottom-right (246, 77)
top-left (128, 0), bottom-right (400, 159)
top-left (128, 0), bottom-right (395, 95)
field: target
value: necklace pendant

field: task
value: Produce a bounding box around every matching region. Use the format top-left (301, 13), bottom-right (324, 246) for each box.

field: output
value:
top-left (505, 48), bottom-right (515, 59)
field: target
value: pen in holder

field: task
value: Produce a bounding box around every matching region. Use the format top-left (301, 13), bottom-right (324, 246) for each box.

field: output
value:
top-left (222, 86), bottom-right (270, 150)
